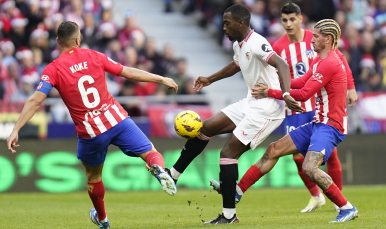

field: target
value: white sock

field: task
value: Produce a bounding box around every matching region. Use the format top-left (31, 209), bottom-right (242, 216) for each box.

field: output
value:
top-left (236, 184), bottom-right (243, 196)
top-left (340, 201), bottom-right (353, 210)
top-left (170, 167), bottom-right (181, 180)
top-left (100, 216), bottom-right (108, 223)
top-left (223, 208), bottom-right (236, 219)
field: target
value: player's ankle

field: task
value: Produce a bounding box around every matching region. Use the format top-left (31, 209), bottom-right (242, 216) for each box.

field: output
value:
top-left (236, 184), bottom-right (244, 195)
top-left (170, 167), bottom-right (181, 180)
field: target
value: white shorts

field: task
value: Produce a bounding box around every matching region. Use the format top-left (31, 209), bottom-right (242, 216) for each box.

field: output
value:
top-left (222, 99), bottom-right (284, 150)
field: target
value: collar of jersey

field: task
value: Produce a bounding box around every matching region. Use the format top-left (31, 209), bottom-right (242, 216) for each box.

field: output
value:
top-left (239, 29), bottom-right (254, 48)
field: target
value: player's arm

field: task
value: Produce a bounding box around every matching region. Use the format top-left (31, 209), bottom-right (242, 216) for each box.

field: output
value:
top-left (120, 66), bottom-right (178, 93)
top-left (193, 61), bottom-right (240, 92)
top-left (338, 50), bottom-right (357, 106)
top-left (265, 67), bottom-right (332, 101)
top-left (267, 54), bottom-right (304, 112)
top-left (7, 91), bottom-right (47, 153)
top-left (290, 69), bottom-right (312, 89)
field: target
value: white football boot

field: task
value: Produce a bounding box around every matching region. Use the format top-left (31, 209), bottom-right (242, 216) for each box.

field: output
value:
top-left (300, 193), bottom-right (326, 213)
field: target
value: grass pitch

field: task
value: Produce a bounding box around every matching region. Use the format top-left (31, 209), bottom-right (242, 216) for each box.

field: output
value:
top-left (0, 186), bottom-right (385, 229)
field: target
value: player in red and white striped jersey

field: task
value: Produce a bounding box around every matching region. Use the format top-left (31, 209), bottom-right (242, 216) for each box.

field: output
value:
top-left (7, 21), bottom-right (178, 228)
top-left (243, 19), bottom-right (359, 223)
top-left (269, 3), bottom-right (357, 212)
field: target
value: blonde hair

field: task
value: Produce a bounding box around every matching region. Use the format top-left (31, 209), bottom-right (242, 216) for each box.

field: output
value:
top-left (314, 19), bottom-right (341, 49)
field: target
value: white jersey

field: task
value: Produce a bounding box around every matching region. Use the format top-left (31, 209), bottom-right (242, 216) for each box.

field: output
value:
top-left (233, 30), bottom-right (285, 119)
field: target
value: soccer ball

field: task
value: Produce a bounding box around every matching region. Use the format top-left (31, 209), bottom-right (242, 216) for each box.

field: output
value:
top-left (174, 110), bottom-right (203, 139)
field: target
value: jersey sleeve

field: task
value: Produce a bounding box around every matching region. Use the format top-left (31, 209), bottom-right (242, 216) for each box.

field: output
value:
top-left (96, 51), bottom-right (124, 76)
top-left (251, 38), bottom-right (276, 63)
top-left (36, 63), bottom-right (56, 95)
top-left (336, 49), bottom-right (355, 89)
top-left (232, 42), bottom-right (240, 68)
top-left (268, 61), bottom-right (335, 101)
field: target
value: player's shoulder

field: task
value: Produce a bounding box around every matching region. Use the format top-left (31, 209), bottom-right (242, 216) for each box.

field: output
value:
top-left (250, 31), bottom-right (269, 44)
top-left (319, 51), bottom-right (343, 72)
top-left (272, 34), bottom-right (289, 49)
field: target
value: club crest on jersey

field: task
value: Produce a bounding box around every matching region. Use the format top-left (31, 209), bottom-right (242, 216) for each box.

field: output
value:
top-left (261, 44), bottom-right (271, 52)
top-left (313, 72), bottom-right (324, 83)
top-left (41, 75), bottom-right (49, 81)
top-left (295, 62), bottom-right (306, 76)
top-left (306, 49), bottom-right (314, 59)
top-left (37, 82), bottom-right (44, 89)
top-left (246, 52), bottom-right (250, 60)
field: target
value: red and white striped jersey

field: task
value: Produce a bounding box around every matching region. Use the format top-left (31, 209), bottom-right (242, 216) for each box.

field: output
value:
top-left (273, 30), bottom-right (316, 116)
top-left (268, 50), bottom-right (348, 134)
top-left (40, 48), bottom-right (128, 138)
top-left (273, 29), bottom-right (355, 116)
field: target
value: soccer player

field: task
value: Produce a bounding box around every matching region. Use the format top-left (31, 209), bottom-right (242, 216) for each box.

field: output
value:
top-left (6, 21), bottom-right (178, 229)
top-left (233, 19), bottom-right (359, 223)
top-left (165, 4), bottom-right (303, 224)
top-left (235, 3), bottom-right (358, 212)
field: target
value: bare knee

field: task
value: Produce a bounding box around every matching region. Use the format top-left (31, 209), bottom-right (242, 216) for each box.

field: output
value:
top-left (302, 162), bottom-right (315, 178)
top-left (265, 142), bottom-right (282, 160)
top-left (86, 172), bottom-right (102, 183)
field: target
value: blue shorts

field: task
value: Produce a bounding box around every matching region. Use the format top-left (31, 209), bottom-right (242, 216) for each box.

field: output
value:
top-left (284, 111), bottom-right (315, 134)
top-left (77, 117), bottom-right (153, 166)
top-left (289, 122), bottom-right (346, 165)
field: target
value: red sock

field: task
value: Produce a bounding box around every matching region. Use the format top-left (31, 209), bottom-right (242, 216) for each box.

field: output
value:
top-left (237, 164), bottom-right (263, 193)
top-left (293, 158), bottom-right (320, 196)
top-left (323, 182), bottom-right (348, 207)
top-left (327, 148), bottom-right (342, 191)
top-left (146, 152), bottom-right (164, 169)
top-left (87, 180), bottom-right (106, 221)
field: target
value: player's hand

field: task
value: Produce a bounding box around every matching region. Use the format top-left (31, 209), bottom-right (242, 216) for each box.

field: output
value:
top-left (193, 76), bottom-right (211, 92)
top-left (347, 89), bottom-right (358, 107)
top-left (251, 82), bottom-right (268, 99)
top-left (161, 77), bottom-right (178, 93)
top-left (284, 95), bottom-right (304, 113)
top-left (7, 130), bottom-right (20, 154)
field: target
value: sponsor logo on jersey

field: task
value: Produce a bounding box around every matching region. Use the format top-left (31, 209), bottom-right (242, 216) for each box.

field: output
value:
top-left (37, 82), bottom-right (44, 90)
top-left (261, 44), bottom-right (272, 52)
top-left (313, 72), bottom-right (324, 83)
top-left (41, 75), bottom-right (50, 81)
top-left (246, 52), bottom-right (250, 60)
top-left (295, 62), bottom-right (306, 76)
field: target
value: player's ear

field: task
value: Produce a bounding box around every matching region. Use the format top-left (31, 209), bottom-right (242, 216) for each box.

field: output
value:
top-left (56, 37), bottom-right (60, 45)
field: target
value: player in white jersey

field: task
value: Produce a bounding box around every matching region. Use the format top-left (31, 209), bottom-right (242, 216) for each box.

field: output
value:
top-left (163, 4), bottom-right (304, 224)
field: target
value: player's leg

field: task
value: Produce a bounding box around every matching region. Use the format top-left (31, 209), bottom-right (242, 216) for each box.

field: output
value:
top-left (286, 112), bottom-right (324, 212)
top-left (237, 121), bottom-right (313, 196)
top-left (327, 147), bottom-right (342, 190)
top-left (302, 124), bottom-right (358, 222)
top-left (111, 118), bottom-right (176, 195)
top-left (204, 134), bottom-right (249, 224)
top-left (77, 134), bottom-right (111, 229)
top-left (327, 147), bottom-right (342, 211)
top-left (169, 101), bottom-right (243, 182)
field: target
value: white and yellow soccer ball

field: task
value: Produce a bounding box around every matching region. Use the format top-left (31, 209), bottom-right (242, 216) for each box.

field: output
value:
top-left (174, 110), bottom-right (203, 139)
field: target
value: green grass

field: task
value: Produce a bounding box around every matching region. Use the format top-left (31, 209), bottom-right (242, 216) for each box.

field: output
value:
top-left (0, 186), bottom-right (385, 228)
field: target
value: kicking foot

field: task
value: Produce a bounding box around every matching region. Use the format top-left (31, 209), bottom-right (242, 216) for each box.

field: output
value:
top-left (149, 164), bottom-right (177, 196)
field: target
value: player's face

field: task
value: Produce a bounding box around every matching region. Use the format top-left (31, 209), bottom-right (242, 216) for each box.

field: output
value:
top-left (281, 13), bottom-right (302, 35)
top-left (312, 29), bottom-right (326, 53)
top-left (223, 12), bottom-right (240, 41)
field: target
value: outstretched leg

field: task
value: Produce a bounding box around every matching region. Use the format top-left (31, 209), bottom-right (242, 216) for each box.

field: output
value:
top-left (169, 112), bottom-right (236, 181)
top-left (237, 134), bottom-right (298, 193)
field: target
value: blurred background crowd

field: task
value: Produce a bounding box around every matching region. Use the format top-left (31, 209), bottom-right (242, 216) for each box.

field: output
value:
top-left (0, 0), bottom-right (385, 130)
top-left (0, 0), bottom-right (203, 122)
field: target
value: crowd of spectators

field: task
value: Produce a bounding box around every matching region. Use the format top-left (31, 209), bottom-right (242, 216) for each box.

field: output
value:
top-left (181, 0), bottom-right (386, 92)
top-left (0, 0), bottom-right (202, 122)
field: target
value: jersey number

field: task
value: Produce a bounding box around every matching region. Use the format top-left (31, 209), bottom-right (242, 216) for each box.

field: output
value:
top-left (78, 75), bottom-right (100, 109)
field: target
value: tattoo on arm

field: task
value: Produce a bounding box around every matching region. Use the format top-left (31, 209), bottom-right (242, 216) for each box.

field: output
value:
top-left (303, 151), bottom-right (333, 190)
